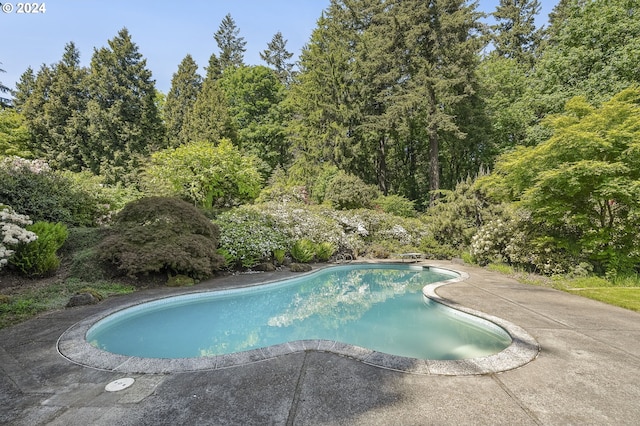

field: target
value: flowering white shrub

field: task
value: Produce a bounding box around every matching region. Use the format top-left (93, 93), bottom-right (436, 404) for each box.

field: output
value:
top-left (470, 218), bottom-right (511, 265)
top-left (0, 156), bottom-right (51, 174)
top-left (215, 207), bottom-right (289, 267)
top-left (0, 205), bottom-right (38, 268)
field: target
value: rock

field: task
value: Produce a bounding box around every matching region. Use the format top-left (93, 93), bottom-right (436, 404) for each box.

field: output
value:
top-left (253, 262), bottom-right (276, 272)
top-left (67, 292), bottom-right (99, 307)
top-left (166, 274), bottom-right (195, 287)
top-left (289, 263), bottom-right (312, 273)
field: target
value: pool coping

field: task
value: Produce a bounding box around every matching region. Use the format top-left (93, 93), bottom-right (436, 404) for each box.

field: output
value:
top-left (57, 263), bottom-right (539, 376)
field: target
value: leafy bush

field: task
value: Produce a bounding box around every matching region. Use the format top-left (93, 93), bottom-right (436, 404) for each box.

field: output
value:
top-left (62, 227), bottom-right (111, 282)
top-left (470, 218), bottom-right (512, 266)
top-left (310, 164), bottom-right (339, 204)
top-left (99, 197), bottom-right (224, 280)
top-left (422, 177), bottom-right (500, 250)
top-left (0, 158), bottom-right (103, 226)
top-left (9, 221), bottom-right (68, 277)
top-left (215, 207), bottom-right (289, 268)
top-left (59, 170), bottom-right (143, 224)
top-left (315, 242), bottom-right (336, 261)
top-left (290, 239), bottom-right (315, 263)
top-left (477, 90), bottom-right (640, 275)
top-left (374, 194), bottom-right (416, 218)
top-left (419, 237), bottom-right (459, 260)
top-left (323, 171), bottom-right (380, 210)
top-left (0, 205), bottom-right (37, 269)
top-left (142, 139), bottom-right (263, 209)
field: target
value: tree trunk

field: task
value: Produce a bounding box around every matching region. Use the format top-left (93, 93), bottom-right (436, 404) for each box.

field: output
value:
top-left (378, 135), bottom-right (388, 195)
top-left (428, 129), bottom-right (440, 205)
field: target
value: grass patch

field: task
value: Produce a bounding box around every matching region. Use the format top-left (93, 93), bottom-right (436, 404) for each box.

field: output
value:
top-left (486, 263), bottom-right (640, 313)
top-left (565, 288), bottom-right (640, 312)
top-left (0, 279), bottom-right (135, 329)
top-left (486, 262), bottom-right (514, 275)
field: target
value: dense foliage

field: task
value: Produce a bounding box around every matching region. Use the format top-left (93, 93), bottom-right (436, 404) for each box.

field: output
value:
top-left (478, 88), bottom-right (640, 274)
top-left (2, 1), bottom-right (640, 282)
top-left (99, 197), bottom-right (224, 279)
top-left (142, 139), bottom-right (262, 209)
top-left (9, 221), bottom-right (68, 277)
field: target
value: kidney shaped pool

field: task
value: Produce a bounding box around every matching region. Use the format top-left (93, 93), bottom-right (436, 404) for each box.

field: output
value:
top-left (86, 264), bottom-right (512, 361)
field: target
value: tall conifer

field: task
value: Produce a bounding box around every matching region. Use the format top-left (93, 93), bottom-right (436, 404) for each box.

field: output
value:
top-left (85, 28), bottom-right (164, 183)
top-left (214, 14), bottom-right (246, 72)
top-left (164, 54), bottom-right (202, 147)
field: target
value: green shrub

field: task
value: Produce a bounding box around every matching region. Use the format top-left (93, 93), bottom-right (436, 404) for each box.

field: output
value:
top-left (291, 239), bottom-right (315, 263)
top-left (419, 237), bottom-right (459, 260)
top-left (215, 207), bottom-right (289, 268)
top-left (10, 222), bottom-right (68, 277)
top-left (324, 171), bottom-right (380, 210)
top-left (61, 227), bottom-right (111, 282)
top-left (310, 164), bottom-right (339, 204)
top-left (0, 160), bottom-right (102, 226)
top-left (374, 194), bottom-right (416, 218)
top-left (315, 242), bottom-right (336, 262)
top-left (273, 248), bottom-right (286, 265)
top-left (99, 197), bottom-right (224, 280)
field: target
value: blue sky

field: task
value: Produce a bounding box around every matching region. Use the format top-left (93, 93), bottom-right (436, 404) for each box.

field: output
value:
top-left (1, 0), bottom-right (555, 95)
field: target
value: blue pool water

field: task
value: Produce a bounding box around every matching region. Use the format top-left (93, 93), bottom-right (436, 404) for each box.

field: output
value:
top-left (87, 264), bottom-right (512, 360)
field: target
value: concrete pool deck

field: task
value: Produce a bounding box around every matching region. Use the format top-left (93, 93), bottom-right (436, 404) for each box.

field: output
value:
top-left (1, 260), bottom-right (640, 425)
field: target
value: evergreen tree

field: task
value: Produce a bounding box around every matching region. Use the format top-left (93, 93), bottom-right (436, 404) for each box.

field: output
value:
top-left (531, 0), bottom-right (640, 118)
top-left (164, 54), bottom-right (202, 147)
top-left (214, 14), bottom-right (246, 72)
top-left (545, 0), bottom-right (582, 45)
top-left (183, 62), bottom-right (233, 144)
top-left (260, 32), bottom-right (295, 85)
top-left (397, 0), bottom-right (484, 203)
top-left (85, 28), bottom-right (165, 184)
top-left (205, 53), bottom-right (222, 81)
top-left (13, 67), bottom-right (35, 112)
top-left (0, 63), bottom-right (10, 106)
top-left (220, 65), bottom-right (289, 173)
top-left (289, 0), bottom-right (484, 204)
top-left (41, 42), bottom-right (90, 170)
top-left (19, 64), bottom-right (51, 157)
top-left (491, 0), bottom-right (543, 66)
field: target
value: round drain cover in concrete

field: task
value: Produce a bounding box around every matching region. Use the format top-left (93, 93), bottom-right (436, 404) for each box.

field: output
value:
top-left (105, 377), bottom-right (135, 392)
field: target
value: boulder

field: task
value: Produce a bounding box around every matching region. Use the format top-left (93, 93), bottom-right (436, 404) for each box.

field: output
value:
top-left (289, 263), bottom-right (312, 273)
top-left (66, 292), bottom-right (99, 308)
top-left (253, 262), bottom-right (276, 272)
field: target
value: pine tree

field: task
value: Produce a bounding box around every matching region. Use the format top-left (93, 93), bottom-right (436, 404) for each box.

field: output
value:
top-left (85, 28), bottom-right (165, 184)
top-left (42, 42), bottom-right (90, 170)
top-left (260, 32), bottom-right (295, 85)
top-left (220, 65), bottom-right (288, 173)
top-left (19, 64), bottom-right (51, 157)
top-left (205, 53), bottom-right (222, 81)
top-left (12, 67), bottom-right (35, 112)
top-left (394, 0), bottom-right (484, 203)
top-left (164, 54), bottom-right (202, 147)
top-left (0, 63), bottom-right (10, 106)
top-left (545, 0), bottom-right (583, 46)
top-left (183, 65), bottom-right (233, 144)
top-left (492, 0), bottom-right (543, 66)
top-left (214, 14), bottom-right (246, 72)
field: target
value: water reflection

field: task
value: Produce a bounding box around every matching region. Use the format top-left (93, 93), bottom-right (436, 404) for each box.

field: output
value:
top-left (88, 265), bottom-right (511, 360)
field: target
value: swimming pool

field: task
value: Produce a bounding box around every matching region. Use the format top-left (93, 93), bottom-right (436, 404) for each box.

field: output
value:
top-left (86, 264), bottom-right (512, 361)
